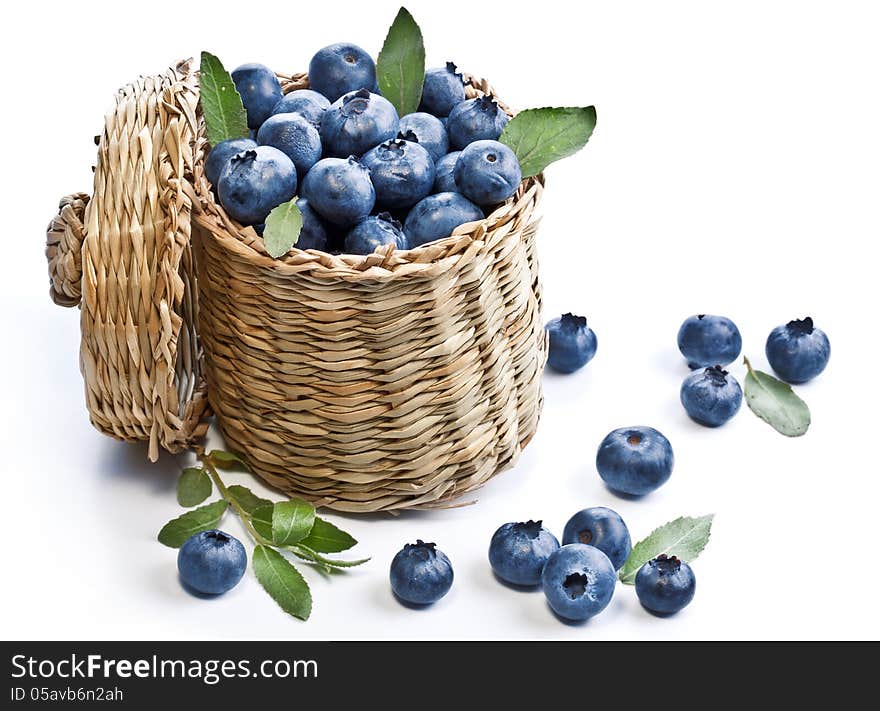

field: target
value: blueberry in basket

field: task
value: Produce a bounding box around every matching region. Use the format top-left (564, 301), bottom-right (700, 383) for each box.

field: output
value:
top-left (398, 112), bottom-right (449, 162)
top-left (361, 138), bottom-right (435, 209)
top-left (454, 139), bottom-right (522, 205)
top-left (404, 192), bottom-right (483, 248)
top-left (300, 156), bottom-right (376, 227)
top-left (344, 213), bottom-right (408, 255)
top-left (217, 147), bottom-right (297, 225)
top-left (272, 89), bottom-right (331, 125)
top-left (446, 95), bottom-right (509, 150)
top-left (308, 43), bottom-right (377, 103)
top-left (320, 89), bottom-right (400, 158)
top-left (232, 63), bottom-right (283, 129)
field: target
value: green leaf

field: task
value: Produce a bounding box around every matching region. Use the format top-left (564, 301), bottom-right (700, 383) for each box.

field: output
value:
top-left (158, 500), bottom-right (228, 548)
top-left (176, 467), bottom-right (212, 507)
top-left (376, 7), bottom-right (425, 116)
top-left (226, 485), bottom-right (272, 516)
top-left (199, 51), bottom-right (249, 147)
top-left (619, 515), bottom-right (714, 585)
top-left (252, 500), bottom-right (316, 545)
top-left (300, 517), bottom-right (357, 553)
top-left (744, 357), bottom-right (811, 437)
top-left (293, 544), bottom-right (370, 569)
top-left (207, 449), bottom-right (248, 471)
top-left (253, 546), bottom-right (312, 620)
top-left (499, 106), bottom-right (597, 178)
top-left (263, 199), bottom-right (303, 258)
top-left (251, 504), bottom-right (275, 542)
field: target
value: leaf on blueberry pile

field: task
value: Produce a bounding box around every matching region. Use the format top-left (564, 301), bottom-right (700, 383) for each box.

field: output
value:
top-left (253, 545), bottom-right (313, 620)
top-left (301, 517), bottom-right (358, 553)
top-left (376, 7), bottom-right (425, 117)
top-left (743, 357), bottom-right (811, 437)
top-left (199, 51), bottom-right (249, 147)
top-left (500, 106), bottom-right (597, 178)
top-left (158, 500), bottom-right (229, 548)
top-left (226, 484), bottom-right (272, 517)
top-left (262, 199), bottom-right (303, 258)
top-left (618, 514), bottom-right (714, 585)
top-left (176, 467), bottom-right (212, 507)
top-left (207, 449), bottom-right (249, 471)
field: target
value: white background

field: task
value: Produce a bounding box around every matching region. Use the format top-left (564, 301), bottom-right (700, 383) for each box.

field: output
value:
top-left (2, 0), bottom-right (878, 640)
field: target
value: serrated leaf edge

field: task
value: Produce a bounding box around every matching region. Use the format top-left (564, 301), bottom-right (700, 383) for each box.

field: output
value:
top-left (619, 514), bottom-right (715, 584)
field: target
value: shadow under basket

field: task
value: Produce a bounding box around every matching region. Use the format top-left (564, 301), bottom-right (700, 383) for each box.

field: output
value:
top-left (47, 59), bottom-right (547, 513)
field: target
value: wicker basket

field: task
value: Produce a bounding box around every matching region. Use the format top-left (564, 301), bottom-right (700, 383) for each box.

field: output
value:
top-left (47, 59), bottom-right (547, 512)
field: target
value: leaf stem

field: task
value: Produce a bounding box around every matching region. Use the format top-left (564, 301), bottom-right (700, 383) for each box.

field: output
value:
top-left (743, 355), bottom-right (754, 375)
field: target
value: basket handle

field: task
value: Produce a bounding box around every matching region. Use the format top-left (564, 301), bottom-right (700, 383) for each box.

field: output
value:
top-left (46, 192), bottom-right (90, 307)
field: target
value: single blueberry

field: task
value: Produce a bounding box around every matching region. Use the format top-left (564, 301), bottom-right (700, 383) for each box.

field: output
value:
top-left (272, 89), bottom-right (331, 125)
top-left (677, 314), bottom-right (742, 369)
top-left (765, 316), bottom-right (830, 384)
top-left (300, 156), bottom-right (375, 226)
top-left (433, 151), bottom-right (461, 193)
top-left (205, 138), bottom-right (257, 187)
top-left (635, 554), bottom-right (696, 615)
top-left (545, 313), bottom-right (597, 373)
top-left (419, 62), bottom-right (467, 117)
top-left (404, 192), bottom-right (483, 248)
top-left (308, 43), bottom-right (376, 103)
top-left (217, 147), bottom-right (297, 225)
top-left (344, 213), bottom-right (408, 255)
top-left (177, 530), bottom-right (247, 595)
top-left (681, 365), bottom-right (743, 427)
top-left (320, 89), bottom-right (400, 158)
top-left (389, 540), bottom-right (453, 606)
top-left (256, 112), bottom-right (322, 179)
top-left (541, 544), bottom-right (616, 621)
top-left (488, 520), bottom-right (560, 587)
top-left (596, 426), bottom-right (674, 497)
top-left (453, 139), bottom-right (522, 206)
top-left (294, 198), bottom-right (330, 251)
top-left (231, 63), bottom-right (283, 130)
top-left (562, 507), bottom-right (631, 571)
top-left (446, 96), bottom-right (509, 150)
top-left (398, 113), bottom-right (449, 162)
top-left (361, 138), bottom-right (435, 209)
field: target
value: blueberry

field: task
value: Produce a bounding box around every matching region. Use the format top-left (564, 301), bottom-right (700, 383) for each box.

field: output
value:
top-left (404, 192), bottom-right (483, 248)
top-left (635, 554), bottom-right (696, 615)
top-left (545, 313), bottom-right (597, 373)
top-left (344, 213), bottom-right (408, 255)
top-left (453, 139), bottom-right (522, 207)
top-left (681, 365), bottom-right (742, 427)
top-left (256, 113), bottom-right (322, 179)
top-left (231, 63), bottom-right (283, 130)
top-left (488, 520), bottom-right (560, 586)
top-left (205, 137), bottom-right (257, 187)
top-left (177, 530), bottom-right (247, 595)
top-left (562, 507), bottom-right (631, 570)
top-left (419, 62), bottom-right (467, 117)
top-left (765, 317), bottom-right (830, 384)
top-left (446, 96), bottom-right (509, 150)
top-left (272, 89), bottom-right (331, 125)
top-left (433, 152), bottom-right (461, 193)
top-left (294, 198), bottom-right (330, 251)
top-left (596, 426), bottom-right (674, 496)
top-left (308, 43), bottom-right (376, 103)
top-left (389, 540), bottom-right (453, 606)
top-left (361, 138), bottom-right (435, 210)
top-left (320, 89), bottom-right (400, 158)
top-left (677, 314), bottom-right (742, 369)
top-left (300, 156), bottom-right (375, 227)
top-left (398, 113), bottom-right (449, 162)
top-left (217, 147), bottom-right (297, 225)
top-left (541, 544), bottom-right (616, 621)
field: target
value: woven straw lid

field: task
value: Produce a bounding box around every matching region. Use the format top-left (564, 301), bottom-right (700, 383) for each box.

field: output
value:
top-left (46, 60), bottom-right (210, 459)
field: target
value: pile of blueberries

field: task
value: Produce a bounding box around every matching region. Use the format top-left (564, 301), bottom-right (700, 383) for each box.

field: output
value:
top-left (207, 45), bottom-right (522, 256)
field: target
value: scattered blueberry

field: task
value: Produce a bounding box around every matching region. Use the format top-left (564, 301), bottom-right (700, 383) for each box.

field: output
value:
top-left (677, 314), bottom-right (742, 369)
top-left (205, 137), bottom-right (257, 187)
top-left (217, 147), bottom-right (297, 225)
top-left (256, 112), bottom-right (322, 178)
top-left (596, 426), bottom-right (674, 496)
top-left (390, 540), bottom-right (454, 606)
top-left (541, 544), bottom-right (616, 621)
top-left (765, 317), bottom-right (830, 384)
top-left (320, 89), bottom-right (400, 157)
top-left (177, 530), bottom-right (247, 595)
top-left (398, 113), bottom-right (449, 162)
top-left (294, 198), bottom-right (330, 251)
top-left (404, 192), bottom-right (483, 248)
top-left (231, 63), bottom-right (283, 129)
top-left (308, 43), bottom-right (376, 102)
top-left (301, 156), bottom-right (376, 226)
top-left (488, 520), bottom-right (560, 586)
top-left (680, 365), bottom-right (742, 427)
top-left (272, 89), bottom-right (331, 125)
top-left (446, 96), bottom-right (509, 150)
top-left (545, 313), bottom-right (597, 373)
top-left (419, 62), bottom-right (467, 117)
top-left (635, 554), bottom-right (696, 615)
top-left (433, 151), bottom-right (461, 193)
top-left (453, 139), bottom-right (521, 205)
top-left (562, 507), bottom-right (631, 571)
top-left (344, 213), bottom-right (408, 255)
top-left (361, 139), bottom-right (435, 209)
